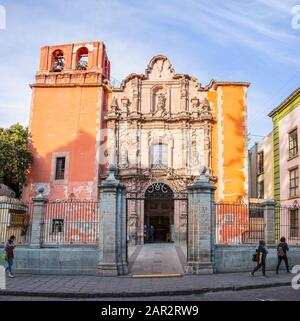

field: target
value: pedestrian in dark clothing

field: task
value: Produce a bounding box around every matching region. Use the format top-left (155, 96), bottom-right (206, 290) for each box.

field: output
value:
top-left (149, 225), bottom-right (155, 243)
top-left (4, 235), bottom-right (16, 278)
top-left (250, 240), bottom-right (267, 277)
top-left (276, 236), bottom-right (290, 274)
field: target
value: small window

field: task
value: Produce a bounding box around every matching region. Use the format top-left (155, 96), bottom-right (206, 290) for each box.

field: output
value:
top-left (151, 143), bottom-right (168, 168)
top-left (289, 167), bottom-right (299, 198)
top-left (249, 205), bottom-right (264, 218)
top-left (52, 219), bottom-right (64, 233)
top-left (76, 47), bottom-right (88, 70)
top-left (257, 151), bottom-right (264, 174)
top-left (289, 209), bottom-right (299, 238)
top-left (52, 49), bottom-right (65, 72)
top-left (224, 214), bottom-right (234, 222)
top-left (55, 157), bottom-right (66, 180)
top-left (257, 181), bottom-right (264, 199)
top-left (289, 129), bottom-right (298, 159)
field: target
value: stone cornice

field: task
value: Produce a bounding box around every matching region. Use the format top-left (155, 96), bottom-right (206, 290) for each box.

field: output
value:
top-left (30, 83), bottom-right (104, 88)
top-left (204, 79), bottom-right (251, 91)
top-left (104, 113), bottom-right (215, 123)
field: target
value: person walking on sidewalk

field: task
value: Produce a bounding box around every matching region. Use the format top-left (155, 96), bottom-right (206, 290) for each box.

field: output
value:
top-left (276, 236), bottom-right (290, 274)
top-left (250, 240), bottom-right (268, 277)
top-left (5, 235), bottom-right (16, 278)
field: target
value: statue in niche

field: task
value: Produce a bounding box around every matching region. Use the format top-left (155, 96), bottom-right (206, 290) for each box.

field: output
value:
top-left (110, 96), bottom-right (118, 113)
top-left (155, 92), bottom-right (166, 116)
top-left (180, 79), bottom-right (187, 98)
top-left (200, 98), bottom-right (212, 117)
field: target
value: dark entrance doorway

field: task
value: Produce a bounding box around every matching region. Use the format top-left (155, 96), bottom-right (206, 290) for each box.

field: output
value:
top-left (144, 183), bottom-right (174, 243)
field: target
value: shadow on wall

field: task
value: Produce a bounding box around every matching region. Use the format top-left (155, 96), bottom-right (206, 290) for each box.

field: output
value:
top-left (224, 110), bottom-right (246, 168)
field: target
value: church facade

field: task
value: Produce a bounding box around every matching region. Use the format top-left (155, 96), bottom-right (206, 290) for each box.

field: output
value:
top-left (23, 41), bottom-right (250, 245)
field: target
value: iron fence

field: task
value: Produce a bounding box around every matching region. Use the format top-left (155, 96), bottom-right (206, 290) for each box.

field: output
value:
top-left (275, 203), bottom-right (300, 245)
top-left (214, 203), bottom-right (265, 244)
top-left (3, 197), bottom-right (299, 247)
top-left (42, 200), bottom-right (99, 245)
top-left (0, 198), bottom-right (33, 245)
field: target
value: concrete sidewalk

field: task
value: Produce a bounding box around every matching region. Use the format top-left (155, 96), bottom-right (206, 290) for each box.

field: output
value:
top-left (0, 271), bottom-right (294, 298)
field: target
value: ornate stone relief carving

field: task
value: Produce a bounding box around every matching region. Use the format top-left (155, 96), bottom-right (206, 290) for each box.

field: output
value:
top-left (199, 97), bottom-right (213, 118)
top-left (155, 92), bottom-right (166, 116)
top-left (108, 97), bottom-right (119, 118)
top-left (180, 79), bottom-right (188, 99)
top-left (191, 97), bottom-right (200, 116)
top-left (118, 127), bottom-right (129, 168)
top-left (191, 129), bottom-right (199, 167)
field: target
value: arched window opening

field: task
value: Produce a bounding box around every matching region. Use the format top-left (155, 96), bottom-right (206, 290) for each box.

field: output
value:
top-left (76, 47), bottom-right (89, 70)
top-left (151, 143), bottom-right (168, 168)
top-left (52, 50), bottom-right (65, 72)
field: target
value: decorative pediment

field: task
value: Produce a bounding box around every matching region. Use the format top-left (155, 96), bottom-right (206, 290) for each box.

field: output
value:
top-left (145, 55), bottom-right (175, 81)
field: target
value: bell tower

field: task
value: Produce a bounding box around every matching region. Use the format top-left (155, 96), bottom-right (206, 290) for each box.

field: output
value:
top-left (23, 41), bottom-right (110, 201)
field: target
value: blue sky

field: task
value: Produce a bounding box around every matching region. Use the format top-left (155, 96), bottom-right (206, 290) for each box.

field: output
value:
top-left (0, 0), bottom-right (300, 147)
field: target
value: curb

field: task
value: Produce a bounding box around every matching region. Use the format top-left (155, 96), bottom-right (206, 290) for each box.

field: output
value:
top-left (0, 281), bottom-right (291, 298)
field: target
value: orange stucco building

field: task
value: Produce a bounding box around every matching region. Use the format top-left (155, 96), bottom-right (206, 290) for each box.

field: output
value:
top-left (23, 41), bottom-right (250, 244)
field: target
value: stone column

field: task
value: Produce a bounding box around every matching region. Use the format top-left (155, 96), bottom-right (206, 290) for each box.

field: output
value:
top-left (128, 199), bottom-right (138, 245)
top-left (98, 164), bottom-right (128, 276)
top-left (138, 199), bottom-right (144, 245)
top-left (168, 136), bottom-right (174, 168)
top-left (185, 166), bottom-right (216, 274)
top-left (118, 183), bottom-right (128, 275)
top-left (262, 199), bottom-right (276, 245)
top-left (29, 187), bottom-right (47, 249)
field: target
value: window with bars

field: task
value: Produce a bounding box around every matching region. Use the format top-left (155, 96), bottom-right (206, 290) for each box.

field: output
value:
top-left (257, 151), bottom-right (264, 174)
top-left (257, 180), bottom-right (264, 199)
top-left (289, 128), bottom-right (298, 159)
top-left (55, 157), bottom-right (66, 180)
top-left (289, 167), bottom-right (299, 198)
top-left (289, 208), bottom-right (299, 238)
top-left (151, 143), bottom-right (168, 167)
top-left (52, 219), bottom-right (64, 233)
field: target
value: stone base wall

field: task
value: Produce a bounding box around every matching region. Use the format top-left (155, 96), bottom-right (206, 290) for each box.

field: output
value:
top-left (11, 246), bottom-right (99, 275)
top-left (215, 245), bottom-right (300, 273)
top-left (1, 245), bottom-right (300, 275)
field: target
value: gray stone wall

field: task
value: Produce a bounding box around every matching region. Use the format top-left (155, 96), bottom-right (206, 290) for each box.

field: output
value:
top-left (2, 245), bottom-right (300, 275)
top-left (215, 245), bottom-right (300, 273)
top-left (12, 246), bottom-right (99, 275)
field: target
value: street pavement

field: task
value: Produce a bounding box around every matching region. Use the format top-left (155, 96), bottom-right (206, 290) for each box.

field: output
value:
top-left (0, 286), bottom-right (299, 301)
top-left (0, 271), bottom-right (294, 298)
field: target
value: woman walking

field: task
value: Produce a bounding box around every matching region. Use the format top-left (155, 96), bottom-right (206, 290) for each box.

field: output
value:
top-left (276, 236), bottom-right (290, 274)
top-left (250, 240), bottom-right (268, 277)
top-left (5, 235), bottom-right (16, 278)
